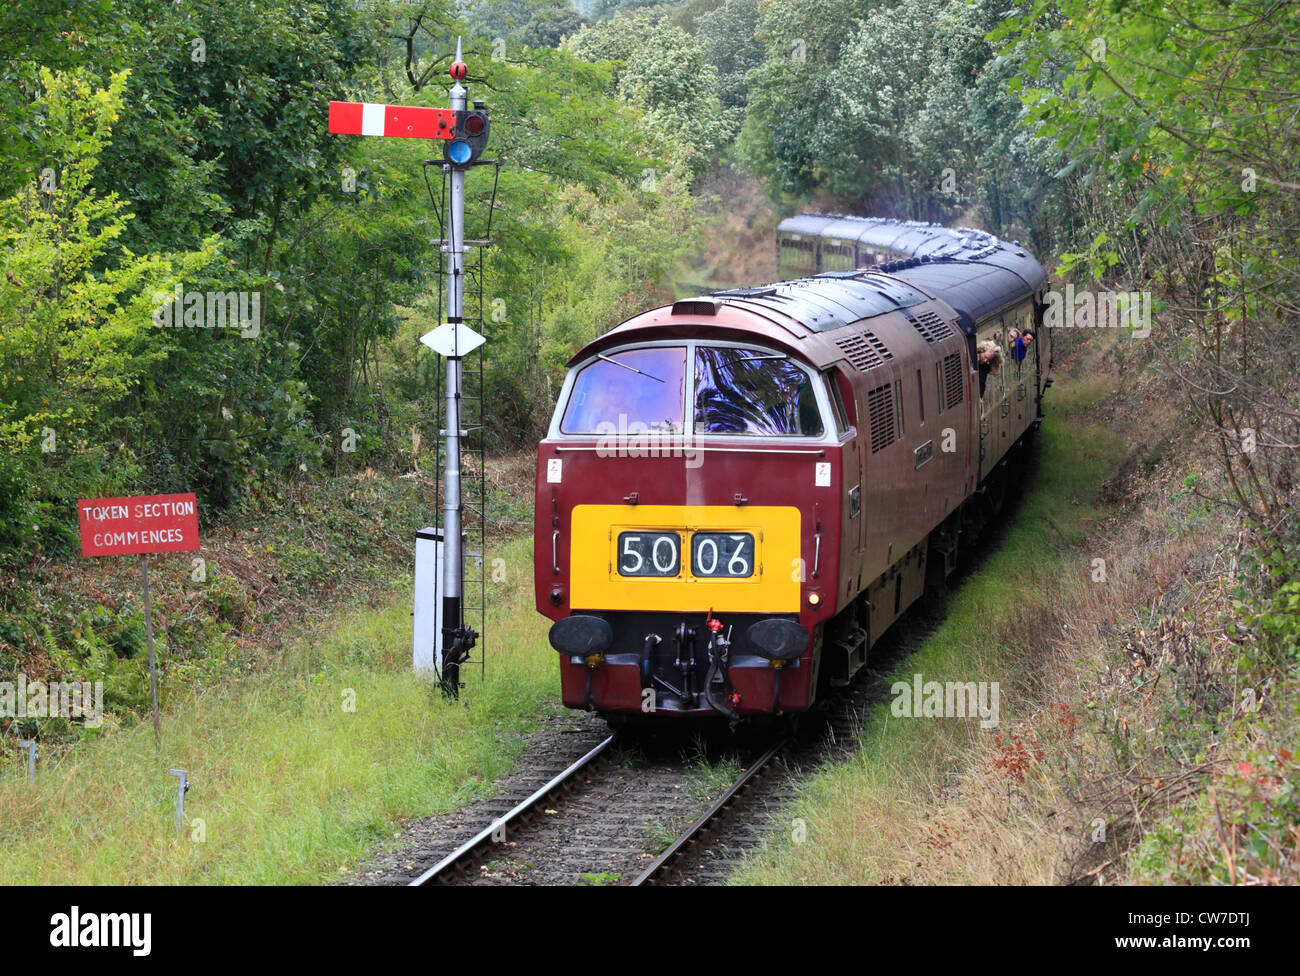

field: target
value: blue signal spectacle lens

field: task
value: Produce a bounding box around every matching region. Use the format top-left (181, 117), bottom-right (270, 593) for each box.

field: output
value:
top-left (447, 140), bottom-right (472, 164)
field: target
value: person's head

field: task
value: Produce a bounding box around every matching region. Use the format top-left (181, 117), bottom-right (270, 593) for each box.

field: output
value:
top-left (978, 340), bottom-right (1002, 372)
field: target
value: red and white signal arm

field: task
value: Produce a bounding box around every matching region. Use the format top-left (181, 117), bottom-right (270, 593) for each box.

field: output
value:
top-left (78, 493), bottom-right (201, 557)
top-left (328, 101), bottom-right (459, 140)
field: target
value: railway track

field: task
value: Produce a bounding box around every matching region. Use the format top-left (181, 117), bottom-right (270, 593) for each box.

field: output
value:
top-left (631, 737), bottom-right (788, 885)
top-left (408, 734), bottom-right (617, 886)
top-left (400, 600), bottom-right (948, 887)
top-left (406, 729), bottom-right (791, 887)
top-left (403, 623), bottom-right (941, 886)
top-left (399, 550), bottom-right (993, 888)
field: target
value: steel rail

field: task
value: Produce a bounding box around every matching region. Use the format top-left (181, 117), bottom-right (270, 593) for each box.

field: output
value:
top-left (631, 737), bottom-right (788, 886)
top-left (408, 733), bottom-right (617, 886)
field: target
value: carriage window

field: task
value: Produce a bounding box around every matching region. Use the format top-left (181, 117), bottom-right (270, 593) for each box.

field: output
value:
top-left (560, 347), bottom-right (687, 434)
top-left (694, 347), bottom-right (824, 436)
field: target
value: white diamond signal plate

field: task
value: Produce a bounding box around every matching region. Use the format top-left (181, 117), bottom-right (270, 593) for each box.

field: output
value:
top-left (420, 322), bottom-right (486, 358)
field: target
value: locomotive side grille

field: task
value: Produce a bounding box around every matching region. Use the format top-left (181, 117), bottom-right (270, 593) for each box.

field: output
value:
top-left (834, 327), bottom-right (893, 372)
top-left (942, 352), bottom-right (964, 410)
top-left (867, 382), bottom-right (896, 453)
top-left (910, 309), bottom-right (954, 343)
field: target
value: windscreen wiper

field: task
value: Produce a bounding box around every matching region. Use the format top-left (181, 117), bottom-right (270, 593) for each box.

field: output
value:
top-left (597, 353), bottom-right (664, 383)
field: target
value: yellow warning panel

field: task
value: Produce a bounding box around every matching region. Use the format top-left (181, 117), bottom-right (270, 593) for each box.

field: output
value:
top-left (569, 504), bottom-right (801, 613)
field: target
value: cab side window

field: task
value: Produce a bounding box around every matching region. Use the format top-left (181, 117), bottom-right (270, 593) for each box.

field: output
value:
top-left (824, 372), bottom-right (850, 435)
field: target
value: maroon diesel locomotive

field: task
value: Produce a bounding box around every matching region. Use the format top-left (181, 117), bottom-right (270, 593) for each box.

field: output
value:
top-left (535, 223), bottom-right (1049, 722)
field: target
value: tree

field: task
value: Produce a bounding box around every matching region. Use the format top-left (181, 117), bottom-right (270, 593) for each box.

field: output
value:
top-left (466, 0), bottom-right (584, 49)
top-left (735, 0), bottom-right (873, 198)
top-left (563, 9), bottom-right (655, 86)
top-left (0, 0), bottom-right (115, 197)
top-left (1003, 0), bottom-right (1300, 517)
top-left (569, 15), bottom-right (738, 180)
top-left (739, 0), bottom-right (1063, 230)
top-left (0, 71), bottom-right (212, 559)
top-left (695, 0), bottom-right (764, 112)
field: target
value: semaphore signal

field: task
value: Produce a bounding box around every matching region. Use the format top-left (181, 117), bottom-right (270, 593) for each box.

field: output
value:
top-left (327, 101), bottom-right (459, 140)
top-left (328, 38), bottom-right (490, 698)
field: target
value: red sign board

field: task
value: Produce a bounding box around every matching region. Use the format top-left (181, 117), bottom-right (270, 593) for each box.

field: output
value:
top-left (78, 493), bottom-right (201, 557)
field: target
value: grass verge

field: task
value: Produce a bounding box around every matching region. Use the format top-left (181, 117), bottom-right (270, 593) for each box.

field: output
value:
top-left (0, 536), bottom-right (555, 885)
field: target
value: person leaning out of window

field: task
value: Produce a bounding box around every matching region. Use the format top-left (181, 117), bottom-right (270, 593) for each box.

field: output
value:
top-left (977, 340), bottom-right (1002, 399)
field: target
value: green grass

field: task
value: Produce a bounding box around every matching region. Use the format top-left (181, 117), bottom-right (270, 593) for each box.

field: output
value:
top-left (0, 536), bottom-right (557, 884)
top-left (642, 821), bottom-right (678, 856)
top-left (733, 376), bottom-right (1128, 885)
top-left (686, 746), bottom-right (742, 804)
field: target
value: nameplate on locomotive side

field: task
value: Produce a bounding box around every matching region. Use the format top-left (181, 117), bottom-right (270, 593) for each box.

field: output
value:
top-left (914, 440), bottom-right (934, 469)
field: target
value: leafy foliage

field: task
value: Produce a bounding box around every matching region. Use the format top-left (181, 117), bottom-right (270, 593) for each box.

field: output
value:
top-left (998, 0), bottom-right (1300, 516)
top-left (694, 0), bottom-right (764, 112)
top-left (0, 71), bottom-right (213, 559)
top-left (568, 12), bottom-right (737, 180)
top-left (466, 0), bottom-right (584, 48)
top-left (738, 0), bottom-right (1066, 243)
top-left (0, 0), bottom-right (115, 197)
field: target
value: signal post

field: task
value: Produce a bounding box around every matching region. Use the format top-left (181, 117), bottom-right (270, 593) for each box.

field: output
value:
top-left (328, 40), bottom-right (490, 697)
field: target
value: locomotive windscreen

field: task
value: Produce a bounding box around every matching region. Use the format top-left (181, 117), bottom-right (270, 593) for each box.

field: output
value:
top-left (560, 347), bottom-right (687, 434)
top-left (693, 347), bottom-right (823, 436)
top-left (558, 344), bottom-right (826, 438)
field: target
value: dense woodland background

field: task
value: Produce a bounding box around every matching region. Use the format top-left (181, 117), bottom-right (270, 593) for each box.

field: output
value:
top-left (1, 0), bottom-right (1297, 883)
top-left (3, 0), bottom-right (1294, 554)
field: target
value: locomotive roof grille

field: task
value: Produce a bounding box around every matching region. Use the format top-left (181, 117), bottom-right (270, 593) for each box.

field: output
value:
top-left (905, 308), bottom-right (955, 344)
top-left (671, 298), bottom-right (720, 316)
top-left (712, 286), bottom-right (779, 298)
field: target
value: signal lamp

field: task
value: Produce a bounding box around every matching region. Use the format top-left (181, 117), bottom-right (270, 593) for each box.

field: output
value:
top-left (444, 107), bottom-right (489, 168)
top-left (447, 140), bottom-right (473, 165)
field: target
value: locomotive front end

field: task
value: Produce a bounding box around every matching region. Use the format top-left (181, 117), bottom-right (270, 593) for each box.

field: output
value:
top-left (536, 319), bottom-right (850, 721)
